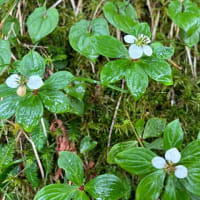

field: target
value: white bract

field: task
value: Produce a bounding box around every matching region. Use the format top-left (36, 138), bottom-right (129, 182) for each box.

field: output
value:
top-left (124, 34), bottom-right (152, 59)
top-left (27, 75), bottom-right (44, 90)
top-left (151, 147), bottom-right (188, 179)
top-left (165, 147), bottom-right (181, 164)
top-left (6, 74), bottom-right (43, 90)
top-left (175, 165), bottom-right (188, 179)
top-left (6, 74), bottom-right (20, 88)
top-left (152, 156), bottom-right (166, 169)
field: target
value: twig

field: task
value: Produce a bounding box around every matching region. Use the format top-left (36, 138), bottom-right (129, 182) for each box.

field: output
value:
top-left (107, 79), bottom-right (125, 157)
top-left (125, 110), bottom-right (144, 147)
top-left (193, 45), bottom-right (198, 78)
top-left (75, 0), bottom-right (82, 16)
top-left (70, 0), bottom-right (76, 13)
top-left (185, 46), bottom-right (194, 77)
top-left (41, 118), bottom-right (48, 138)
top-left (169, 22), bottom-right (174, 39)
top-left (23, 131), bottom-right (45, 179)
top-left (50, 0), bottom-right (63, 9)
top-left (92, 0), bottom-right (105, 19)
top-left (89, 61), bottom-right (95, 74)
top-left (152, 10), bottom-right (160, 40)
top-left (168, 59), bottom-right (182, 70)
top-left (146, 0), bottom-right (153, 30)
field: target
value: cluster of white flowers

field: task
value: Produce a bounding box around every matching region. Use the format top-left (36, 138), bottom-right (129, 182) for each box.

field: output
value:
top-left (152, 148), bottom-right (188, 179)
top-left (124, 34), bottom-right (153, 59)
top-left (6, 74), bottom-right (44, 90)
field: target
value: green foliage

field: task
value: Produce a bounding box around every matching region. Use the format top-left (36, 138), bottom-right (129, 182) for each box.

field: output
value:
top-left (27, 7), bottom-right (59, 43)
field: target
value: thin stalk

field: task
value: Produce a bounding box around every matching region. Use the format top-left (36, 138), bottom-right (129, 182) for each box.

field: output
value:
top-left (125, 110), bottom-right (144, 147)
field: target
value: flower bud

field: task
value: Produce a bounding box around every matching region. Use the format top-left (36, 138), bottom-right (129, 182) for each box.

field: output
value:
top-left (17, 85), bottom-right (26, 97)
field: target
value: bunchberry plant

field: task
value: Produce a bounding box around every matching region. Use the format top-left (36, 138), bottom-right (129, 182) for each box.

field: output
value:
top-left (108, 119), bottom-right (200, 199)
top-left (34, 151), bottom-right (127, 200)
top-left (168, 0), bottom-right (200, 47)
top-left (69, 1), bottom-right (174, 100)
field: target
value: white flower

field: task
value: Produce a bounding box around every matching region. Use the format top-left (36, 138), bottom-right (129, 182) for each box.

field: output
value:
top-left (6, 74), bottom-right (20, 88)
top-left (175, 165), bottom-right (188, 179)
top-left (152, 156), bottom-right (166, 169)
top-left (151, 147), bottom-right (188, 179)
top-left (6, 74), bottom-right (43, 90)
top-left (27, 75), bottom-right (44, 90)
top-left (124, 34), bottom-right (152, 59)
top-left (165, 148), bottom-right (181, 164)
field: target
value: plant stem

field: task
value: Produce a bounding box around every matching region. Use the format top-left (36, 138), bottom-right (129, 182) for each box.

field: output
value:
top-left (23, 131), bottom-right (45, 179)
top-left (75, 77), bottom-right (129, 93)
top-left (125, 110), bottom-right (144, 147)
top-left (107, 79), bottom-right (124, 157)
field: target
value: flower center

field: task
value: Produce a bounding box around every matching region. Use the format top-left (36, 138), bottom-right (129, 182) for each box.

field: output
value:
top-left (135, 34), bottom-right (150, 47)
top-left (164, 162), bottom-right (176, 174)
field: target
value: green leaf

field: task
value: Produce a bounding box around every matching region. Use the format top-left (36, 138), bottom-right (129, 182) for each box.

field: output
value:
top-left (140, 57), bottom-right (173, 85)
top-left (42, 71), bottom-right (74, 90)
top-left (80, 136), bottom-right (97, 154)
top-left (0, 141), bottom-right (14, 169)
top-left (136, 170), bottom-right (166, 200)
top-left (65, 81), bottom-right (85, 100)
top-left (144, 138), bottom-right (164, 150)
top-left (27, 7), bottom-right (59, 42)
top-left (19, 50), bottom-right (45, 77)
top-left (0, 0), bottom-right (9, 6)
top-left (107, 140), bottom-right (137, 164)
top-left (39, 90), bottom-right (70, 113)
top-left (31, 121), bottom-right (48, 152)
top-left (25, 158), bottom-right (39, 188)
top-left (182, 28), bottom-right (200, 47)
top-left (0, 40), bottom-right (11, 74)
top-left (168, 0), bottom-right (200, 33)
top-left (0, 95), bottom-right (20, 119)
top-left (103, 1), bottom-right (137, 34)
top-left (135, 119), bottom-right (145, 137)
top-left (125, 63), bottom-right (148, 100)
top-left (181, 141), bottom-right (200, 166)
top-left (163, 174), bottom-right (190, 200)
top-left (101, 59), bottom-right (130, 85)
top-left (91, 18), bottom-right (110, 36)
top-left (73, 190), bottom-right (90, 200)
top-left (2, 16), bottom-right (20, 38)
top-left (143, 118), bottom-right (166, 139)
top-left (0, 84), bottom-right (16, 97)
top-left (67, 96), bottom-right (84, 116)
top-left (151, 42), bottom-right (174, 59)
top-left (85, 174), bottom-right (126, 200)
top-left (129, 23), bottom-right (151, 37)
top-left (58, 151), bottom-right (84, 186)
top-left (182, 164), bottom-right (200, 197)
top-left (92, 35), bottom-right (129, 58)
top-left (34, 184), bottom-right (78, 200)
top-left (69, 18), bottom-right (109, 61)
top-left (163, 119), bottom-right (184, 150)
top-left (15, 95), bottom-right (43, 132)
top-left (115, 147), bottom-right (156, 175)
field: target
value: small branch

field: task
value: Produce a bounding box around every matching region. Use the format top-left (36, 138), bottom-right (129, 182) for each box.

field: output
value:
top-left (107, 79), bottom-right (125, 157)
top-left (169, 22), bottom-right (174, 39)
top-left (50, 0), bottom-right (63, 9)
top-left (70, 0), bottom-right (76, 13)
top-left (75, 0), bottom-right (82, 16)
top-left (92, 0), bottom-right (105, 19)
top-left (89, 61), bottom-right (95, 74)
top-left (152, 10), bottom-right (160, 40)
top-left (146, 0), bottom-right (153, 30)
top-left (168, 59), bottom-right (182, 70)
top-left (23, 131), bottom-right (45, 179)
top-left (185, 46), bottom-right (194, 77)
